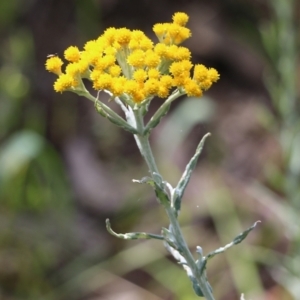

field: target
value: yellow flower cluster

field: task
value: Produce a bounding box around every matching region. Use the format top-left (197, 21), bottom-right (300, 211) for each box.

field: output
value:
top-left (45, 12), bottom-right (219, 103)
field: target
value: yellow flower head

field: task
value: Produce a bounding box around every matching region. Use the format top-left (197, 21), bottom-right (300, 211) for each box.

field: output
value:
top-left (45, 12), bottom-right (219, 104)
top-left (208, 68), bottom-right (220, 82)
top-left (45, 56), bottom-right (63, 75)
top-left (144, 50), bottom-right (160, 68)
top-left (54, 73), bottom-right (78, 93)
top-left (169, 60), bottom-right (193, 77)
top-left (172, 12), bottom-right (189, 26)
top-left (115, 28), bottom-right (132, 46)
top-left (144, 78), bottom-right (160, 96)
top-left (168, 23), bottom-right (191, 45)
top-left (153, 14), bottom-right (191, 45)
top-left (108, 65), bottom-right (122, 77)
top-left (193, 65), bottom-right (220, 91)
top-left (148, 68), bottom-right (160, 79)
top-left (193, 64), bottom-right (208, 82)
top-left (110, 76), bottom-right (126, 96)
top-left (64, 46), bottom-right (81, 62)
top-left (127, 49), bottom-right (145, 68)
top-left (153, 23), bottom-right (168, 40)
top-left (92, 73), bottom-right (113, 91)
top-left (65, 63), bottom-right (80, 77)
top-left (133, 69), bottom-right (147, 82)
top-left (184, 78), bottom-right (202, 97)
top-left (125, 80), bottom-right (145, 102)
top-left (103, 27), bottom-right (117, 46)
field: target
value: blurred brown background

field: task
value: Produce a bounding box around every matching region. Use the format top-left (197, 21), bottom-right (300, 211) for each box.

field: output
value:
top-left (0, 0), bottom-right (300, 299)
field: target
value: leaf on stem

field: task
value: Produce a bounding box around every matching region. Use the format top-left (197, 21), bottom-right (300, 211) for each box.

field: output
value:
top-left (94, 99), bottom-right (138, 134)
top-left (173, 133), bottom-right (211, 213)
top-left (161, 227), bottom-right (178, 249)
top-left (164, 237), bottom-right (205, 297)
top-left (198, 221), bottom-right (261, 274)
top-left (132, 175), bottom-right (170, 206)
top-left (143, 89), bottom-right (182, 135)
top-left (106, 219), bottom-right (163, 240)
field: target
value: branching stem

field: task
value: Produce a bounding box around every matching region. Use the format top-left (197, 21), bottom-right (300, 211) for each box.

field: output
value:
top-left (132, 107), bottom-right (215, 300)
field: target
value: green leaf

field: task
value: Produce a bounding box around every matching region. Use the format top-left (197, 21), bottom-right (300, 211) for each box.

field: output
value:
top-left (190, 276), bottom-right (204, 297)
top-left (106, 219), bottom-right (163, 240)
top-left (133, 175), bottom-right (169, 206)
top-left (173, 133), bottom-right (211, 213)
top-left (204, 221), bottom-right (261, 263)
top-left (94, 99), bottom-right (138, 134)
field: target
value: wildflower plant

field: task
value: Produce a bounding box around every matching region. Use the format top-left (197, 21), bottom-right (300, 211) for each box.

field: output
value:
top-left (46, 12), bottom-right (258, 299)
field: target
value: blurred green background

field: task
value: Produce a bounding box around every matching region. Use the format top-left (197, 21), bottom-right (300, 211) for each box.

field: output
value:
top-left (0, 0), bottom-right (299, 299)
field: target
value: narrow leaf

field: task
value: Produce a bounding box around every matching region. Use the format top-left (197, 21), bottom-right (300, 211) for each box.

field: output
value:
top-left (173, 133), bottom-right (211, 212)
top-left (132, 176), bottom-right (169, 206)
top-left (106, 219), bottom-right (163, 240)
top-left (94, 100), bottom-right (138, 134)
top-left (207, 221), bottom-right (260, 259)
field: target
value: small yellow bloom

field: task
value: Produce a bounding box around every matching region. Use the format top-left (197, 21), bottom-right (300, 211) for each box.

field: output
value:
top-left (129, 30), bottom-right (147, 50)
top-left (207, 68), bottom-right (220, 82)
top-left (132, 91), bottom-right (145, 103)
top-left (103, 27), bottom-right (117, 46)
top-left (90, 69), bottom-right (103, 83)
top-left (124, 80), bottom-right (145, 102)
top-left (124, 80), bottom-right (139, 94)
top-left (144, 50), bottom-right (160, 68)
top-left (64, 46), bottom-right (81, 62)
top-left (170, 62), bottom-right (182, 76)
top-left (84, 40), bottom-right (98, 52)
top-left (169, 60), bottom-right (192, 77)
top-left (82, 47), bottom-right (99, 66)
top-left (133, 69), bottom-right (147, 82)
top-left (168, 24), bottom-right (191, 45)
top-left (115, 28), bottom-right (132, 45)
top-left (104, 46), bottom-right (117, 56)
top-left (127, 49), bottom-right (145, 68)
top-left (157, 86), bottom-right (170, 98)
top-left (164, 45), bottom-right (179, 60)
top-left (173, 75), bottom-right (188, 87)
top-left (110, 76), bottom-right (126, 96)
top-left (95, 55), bottom-right (116, 70)
top-left (45, 56), bottom-right (63, 75)
top-left (184, 78), bottom-right (202, 97)
top-left (128, 39), bottom-right (139, 50)
top-left (77, 59), bottom-right (90, 74)
top-left (144, 78), bottom-right (160, 95)
top-left (199, 79), bottom-right (213, 91)
top-left (93, 73), bottom-right (113, 90)
top-left (147, 68), bottom-right (160, 79)
top-left (157, 75), bottom-right (173, 98)
top-left (193, 64), bottom-right (208, 82)
top-left (139, 37), bottom-right (153, 50)
top-left (108, 65), bottom-right (122, 77)
top-left (154, 43), bottom-right (168, 57)
top-left (131, 30), bottom-right (146, 41)
top-left (165, 45), bottom-right (189, 60)
top-left (172, 12), bottom-right (189, 26)
top-left (160, 75), bottom-right (173, 89)
top-left (65, 63), bottom-right (80, 77)
top-left (111, 41), bottom-right (120, 50)
top-left (54, 73), bottom-right (77, 92)
top-left (174, 46), bottom-right (191, 61)
top-left (153, 23), bottom-right (168, 38)
top-left (153, 15), bottom-right (191, 46)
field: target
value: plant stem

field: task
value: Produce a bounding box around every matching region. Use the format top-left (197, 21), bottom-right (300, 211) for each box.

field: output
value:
top-left (165, 206), bottom-right (215, 299)
top-left (133, 108), bottom-right (215, 300)
top-left (133, 109), bottom-right (159, 176)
